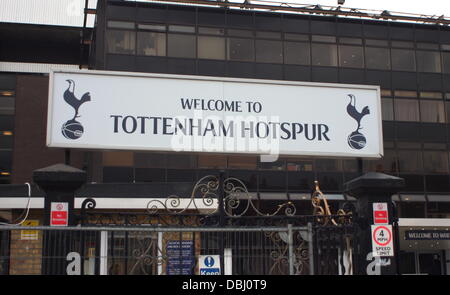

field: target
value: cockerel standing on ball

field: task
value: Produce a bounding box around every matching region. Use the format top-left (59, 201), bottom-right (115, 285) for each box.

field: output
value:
top-left (64, 79), bottom-right (91, 120)
top-left (346, 94), bottom-right (370, 132)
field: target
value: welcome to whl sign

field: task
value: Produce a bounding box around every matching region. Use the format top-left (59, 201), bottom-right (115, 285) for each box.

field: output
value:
top-left (47, 70), bottom-right (383, 158)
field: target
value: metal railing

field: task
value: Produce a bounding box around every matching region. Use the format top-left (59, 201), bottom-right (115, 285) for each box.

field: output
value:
top-left (0, 224), bottom-right (314, 275)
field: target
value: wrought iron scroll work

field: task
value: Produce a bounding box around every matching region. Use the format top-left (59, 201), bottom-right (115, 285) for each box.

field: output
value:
top-left (311, 180), bottom-right (352, 226)
top-left (223, 177), bottom-right (296, 217)
top-left (146, 175), bottom-right (220, 215)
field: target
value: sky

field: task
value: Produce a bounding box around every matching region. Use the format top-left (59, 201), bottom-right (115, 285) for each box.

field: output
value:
top-left (266, 0), bottom-right (450, 17)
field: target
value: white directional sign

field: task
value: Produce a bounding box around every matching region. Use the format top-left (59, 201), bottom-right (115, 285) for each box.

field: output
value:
top-left (199, 255), bottom-right (221, 275)
top-left (371, 225), bottom-right (394, 257)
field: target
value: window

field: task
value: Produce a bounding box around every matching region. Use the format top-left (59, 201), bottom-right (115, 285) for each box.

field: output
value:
top-left (198, 155), bottom-right (227, 168)
top-left (423, 151), bottom-right (449, 173)
top-left (228, 156), bottom-right (257, 169)
top-left (416, 43), bottom-right (439, 50)
top-left (391, 41), bottom-right (414, 48)
top-left (198, 36), bottom-right (225, 60)
top-left (420, 100), bottom-right (445, 123)
top-left (339, 37), bottom-right (362, 45)
top-left (416, 51), bottom-right (441, 73)
top-left (284, 42), bottom-right (310, 65)
top-left (442, 52), bottom-right (450, 74)
top-left (107, 30), bottom-right (136, 55)
top-left (391, 49), bottom-right (416, 71)
top-left (311, 43), bottom-right (337, 66)
top-left (255, 40), bottom-right (282, 63)
top-left (137, 24), bottom-right (166, 32)
top-left (365, 39), bottom-right (389, 47)
top-left (338, 45), bottom-right (364, 68)
top-left (397, 150), bottom-right (423, 173)
top-left (168, 25), bottom-right (195, 33)
top-left (394, 99), bottom-right (419, 122)
top-left (227, 38), bottom-right (254, 62)
top-left (311, 35), bottom-right (336, 43)
top-left (103, 151), bottom-right (134, 166)
top-left (198, 27), bottom-right (225, 35)
top-left (137, 32), bottom-right (166, 56)
top-left (256, 31), bottom-right (281, 39)
top-left (227, 29), bottom-right (253, 37)
top-left (284, 33), bottom-right (309, 42)
top-left (108, 21), bottom-right (135, 29)
top-left (365, 47), bottom-right (390, 70)
top-left (167, 34), bottom-right (196, 58)
top-left (381, 98), bottom-right (394, 120)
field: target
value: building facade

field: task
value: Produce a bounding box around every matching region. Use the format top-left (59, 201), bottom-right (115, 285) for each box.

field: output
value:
top-left (1, 0), bottom-right (450, 275)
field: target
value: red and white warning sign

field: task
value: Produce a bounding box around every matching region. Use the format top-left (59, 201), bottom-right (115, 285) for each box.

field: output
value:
top-left (371, 225), bottom-right (394, 257)
top-left (50, 202), bottom-right (69, 226)
top-left (373, 203), bottom-right (388, 224)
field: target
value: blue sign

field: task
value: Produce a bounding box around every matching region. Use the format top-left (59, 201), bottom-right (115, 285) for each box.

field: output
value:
top-left (199, 255), bottom-right (221, 275)
top-left (166, 240), bottom-right (194, 275)
top-left (204, 256), bottom-right (215, 267)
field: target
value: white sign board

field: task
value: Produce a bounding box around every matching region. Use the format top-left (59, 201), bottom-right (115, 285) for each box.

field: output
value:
top-left (199, 255), bottom-right (221, 275)
top-left (47, 70), bottom-right (383, 158)
top-left (371, 225), bottom-right (394, 257)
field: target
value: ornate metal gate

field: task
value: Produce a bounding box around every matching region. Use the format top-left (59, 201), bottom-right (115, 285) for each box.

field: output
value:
top-left (78, 175), bottom-right (356, 275)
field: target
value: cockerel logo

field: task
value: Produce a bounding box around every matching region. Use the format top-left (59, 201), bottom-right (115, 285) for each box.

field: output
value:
top-left (346, 94), bottom-right (370, 150)
top-left (61, 80), bottom-right (91, 140)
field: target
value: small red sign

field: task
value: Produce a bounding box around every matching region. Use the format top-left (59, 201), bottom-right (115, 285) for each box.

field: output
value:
top-left (50, 202), bottom-right (68, 226)
top-left (374, 210), bottom-right (388, 224)
top-left (373, 203), bottom-right (388, 225)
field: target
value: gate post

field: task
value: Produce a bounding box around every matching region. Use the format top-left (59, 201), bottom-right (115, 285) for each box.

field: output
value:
top-left (33, 163), bottom-right (86, 275)
top-left (343, 172), bottom-right (404, 275)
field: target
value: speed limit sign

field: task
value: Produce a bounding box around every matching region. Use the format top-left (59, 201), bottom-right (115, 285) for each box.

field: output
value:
top-left (371, 225), bottom-right (394, 257)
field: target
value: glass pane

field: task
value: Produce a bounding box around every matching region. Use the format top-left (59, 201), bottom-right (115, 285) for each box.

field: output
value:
top-left (311, 35), bottom-right (336, 43)
top-left (416, 51), bottom-right (441, 73)
top-left (0, 97), bottom-right (14, 115)
top-left (443, 52), bottom-right (450, 74)
top-left (103, 151), bottom-right (134, 166)
top-left (397, 150), bottom-right (423, 172)
top-left (284, 33), bottom-right (309, 41)
top-left (391, 41), bottom-right (414, 48)
top-left (423, 151), bottom-right (448, 173)
top-left (227, 29), bottom-right (253, 37)
top-left (198, 36), bottom-right (225, 60)
top-left (381, 98), bottom-right (394, 120)
top-left (106, 30), bottom-right (136, 54)
top-left (256, 31), bottom-right (281, 39)
top-left (228, 156), bottom-right (257, 169)
top-left (198, 155), bottom-right (227, 168)
top-left (255, 40), bottom-right (282, 63)
top-left (365, 39), bottom-right (389, 46)
top-left (227, 38), bottom-right (254, 62)
top-left (107, 21), bottom-right (135, 29)
top-left (198, 27), bottom-right (225, 35)
top-left (394, 99), bottom-right (420, 122)
top-left (168, 25), bottom-right (195, 33)
top-left (338, 45), bottom-right (364, 68)
top-left (395, 90), bottom-right (417, 98)
top-left (365, 47), bottom-right (390, 70)
top-left (363, 149), bottom-right (397, 173)
top-left (284, 42), bottom-right (310, 65)
top-left (137, 24), bottom-right (166, 31)
top-left (420, 100), bottom-right (445, 123)
top-left (134, 153), bottom-right (166, 168)
top-left (339, 37), bottom-right (362, 45)
top-left (137, 32), bottom-right (166, 56)
top-left (416, 43), bottom-right (439, 50)
top-left (391, 49), bottom-right (416, 71)
top-left (311, 43), bottom-right (337, 66)
top-left (420, 92), bottom-right (442, 99)
top-left (167, 34), bottom-right (196, 58)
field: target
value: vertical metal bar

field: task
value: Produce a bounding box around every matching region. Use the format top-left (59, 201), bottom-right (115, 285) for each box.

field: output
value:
top-left (218, 171), bottom-right (225, 273)
top-left (308, 222), bottom-right (314, 275)
top-left (100, 231), bottom-right (108, 275)
top-left (288, 224), bottom-right (294, 275)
